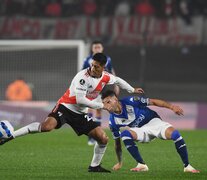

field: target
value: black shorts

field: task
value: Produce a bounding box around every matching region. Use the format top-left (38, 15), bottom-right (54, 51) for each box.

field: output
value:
top-left (48, 104), bottom-right (100, 136)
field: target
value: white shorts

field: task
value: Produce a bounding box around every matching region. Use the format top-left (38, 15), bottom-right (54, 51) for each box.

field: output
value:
top-left (130, 118), bottom-right (172, 143)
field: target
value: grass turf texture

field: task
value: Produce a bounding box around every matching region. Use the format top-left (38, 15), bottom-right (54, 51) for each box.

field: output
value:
top-left (0, 128), bottom-right (206, 180)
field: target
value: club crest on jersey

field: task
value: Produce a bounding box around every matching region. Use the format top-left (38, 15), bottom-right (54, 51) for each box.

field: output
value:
top-left (133, 96), bottom-right (140, 101)
top-left (79, 79), bottom-right (85, 85)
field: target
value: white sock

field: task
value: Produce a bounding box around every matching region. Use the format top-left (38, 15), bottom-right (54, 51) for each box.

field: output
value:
top-left (14, 122), bottom-right (41, 138)
top-left (90, 142), bottom-right (107, 167)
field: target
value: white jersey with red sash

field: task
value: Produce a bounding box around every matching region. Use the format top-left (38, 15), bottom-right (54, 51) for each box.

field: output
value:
top-left (58, 68), bottom-right (134, 114)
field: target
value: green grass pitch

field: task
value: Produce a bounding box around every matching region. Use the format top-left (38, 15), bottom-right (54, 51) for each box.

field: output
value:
top-left (0, 128), bottom-right (206, 180)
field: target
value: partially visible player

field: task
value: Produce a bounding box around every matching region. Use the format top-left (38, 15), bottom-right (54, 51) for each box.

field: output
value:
top-left (82, 40), bottom-right (119, 145)
top-left (0, 53), bottom-right (144, 173)
top-left (102, 90), bottom-right (200, 173)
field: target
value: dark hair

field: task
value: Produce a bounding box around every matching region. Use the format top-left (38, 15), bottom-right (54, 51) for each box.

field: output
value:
top-left (92, 53), bottom-right (107, 66)
top-left (92, 40), bottom-right (103, 46)
top-left (101, 90), bottom-right (117, 100)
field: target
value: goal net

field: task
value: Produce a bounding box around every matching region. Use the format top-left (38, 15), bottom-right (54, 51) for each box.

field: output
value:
top-left (0, 40), bottom-right (86, 101)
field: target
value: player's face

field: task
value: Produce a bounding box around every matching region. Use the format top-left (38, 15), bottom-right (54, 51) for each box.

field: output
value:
top-left (90, 60), bottom-right (104, 78)
top-left (102, 96), bottom-right (119, 113)
top-left (92, 44), bottom-right (104, 54)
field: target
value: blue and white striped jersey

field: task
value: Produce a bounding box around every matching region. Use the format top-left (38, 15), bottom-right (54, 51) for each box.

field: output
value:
top-left (82, 55), bottom-right (113, 73)
top-left (109, 96), bottom-right (160, 139)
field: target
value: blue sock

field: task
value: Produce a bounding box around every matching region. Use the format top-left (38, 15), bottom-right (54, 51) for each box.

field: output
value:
top-left (121, 130), bottom-right (144, 164)
top-left (171, 130), bottom-right (189, 167)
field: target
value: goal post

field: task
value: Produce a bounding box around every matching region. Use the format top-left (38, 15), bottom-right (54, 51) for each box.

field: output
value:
top-left (0, 40), bottom-right (86, 71)
top-left (0, 40), bottom-right (87, 101)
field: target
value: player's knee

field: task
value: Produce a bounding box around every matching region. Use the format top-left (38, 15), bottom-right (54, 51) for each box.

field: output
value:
top-left (171, 130), bottom-right (181, 141)
top-left (98, 133), bottom-right (109, 145)
top-left (40, 117), bottom-right (57, 132)
top-left (120, 130), bottom-right (133, 140)
top-left (41, 122), bottom-right (55, 132)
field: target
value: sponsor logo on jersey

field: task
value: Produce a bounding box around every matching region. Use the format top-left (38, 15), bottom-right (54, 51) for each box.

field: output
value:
top-left (79, 79), bottom-right (85, 85)
top-left (86, 91), bottom-right (99, 99)
top-left (138, 114), bottom-right (145, 121)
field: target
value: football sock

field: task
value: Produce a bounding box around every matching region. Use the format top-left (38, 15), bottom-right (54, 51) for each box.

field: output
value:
top-left (13, 122), bottom-right (41, 138)
top-left (171, 130), bottom-right (189, 167)
top-left (121, 130), bottom-right (145, 164)
top-left (90, 143), bottom-right (107, 167)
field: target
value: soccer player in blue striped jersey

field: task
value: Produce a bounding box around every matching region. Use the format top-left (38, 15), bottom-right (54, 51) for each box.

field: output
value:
top-left (102, 90), bottom-right (200, 173)
top-left (82, 41), bottom-right (114, 74)
top-left (82, 40), bottom-right (119, 145)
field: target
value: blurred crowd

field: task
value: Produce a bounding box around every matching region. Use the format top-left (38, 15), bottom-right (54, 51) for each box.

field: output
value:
top-left (1, 0), bottom-right (207, 20)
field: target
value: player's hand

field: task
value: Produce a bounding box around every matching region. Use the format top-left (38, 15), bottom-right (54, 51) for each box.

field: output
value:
top-left (134, 88), bottom-right (144, 94)
top-left (171, 105), bottom-right (184, 116)
top-left (112, 162), bottom-right (122, 171)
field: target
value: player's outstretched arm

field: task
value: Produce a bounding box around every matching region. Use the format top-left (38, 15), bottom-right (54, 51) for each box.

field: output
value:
top-left (113, 76), bottom-right (144, 94)
top-left (149, 99), bottom-right (184, 116)
top-left (113, 138), bottom-right (123, 171)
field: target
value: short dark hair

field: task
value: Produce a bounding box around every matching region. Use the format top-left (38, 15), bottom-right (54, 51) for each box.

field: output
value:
top-left (101, 90), bottom-right (117, 100)
top-left (92, 40), bottom-right (103, 46)
top-left (92, 53), bottom-right (107, 66)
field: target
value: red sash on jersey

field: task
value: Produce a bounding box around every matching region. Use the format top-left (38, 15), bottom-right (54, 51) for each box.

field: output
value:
top-left (58, 89), bottom-right (77, 104)
top-left (57, 73), bottom-right (110, 104)
top-left (86, 74), bottom-right (110, 100)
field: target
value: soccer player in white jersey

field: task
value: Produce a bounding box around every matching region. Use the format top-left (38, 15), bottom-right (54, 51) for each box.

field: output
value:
top-left (0, 53), bottom-right (144, 173)
top-left (82, 40), bottom-right (120, 146)
top-left (101, 90), bottom-right (200, 173)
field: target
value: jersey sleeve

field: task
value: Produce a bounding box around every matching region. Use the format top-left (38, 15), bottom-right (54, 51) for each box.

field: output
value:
top-left (108, 74), bottom-right (134, 93)
top-left (109, 115), bottom-right (121, 139)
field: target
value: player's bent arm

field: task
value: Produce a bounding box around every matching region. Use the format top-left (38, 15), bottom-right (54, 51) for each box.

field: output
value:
top-left (113, 137), bottom-right (123, 171)
top-left (110, 69), bottom-right (120, 95)
top-left (113, 76), bottom-right (136, 93)
top-left (111, 68), bottom-right (116, 76)
top-left (149, 99), bottom-right (184, 115)
top-left (110, 75), bottom-right (144, 94)
top-left (149, 98), bottom-right (173, 108)
top-left (76, 93), bottom-right (104, 109)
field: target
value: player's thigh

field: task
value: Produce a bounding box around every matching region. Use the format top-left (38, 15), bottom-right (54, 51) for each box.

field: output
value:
top-left (88, 126), bottom-right (108, 144)
top-left (129, 127), bottom-right (151, 142)
top-left (146, 118), bottom-right (173, 140)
